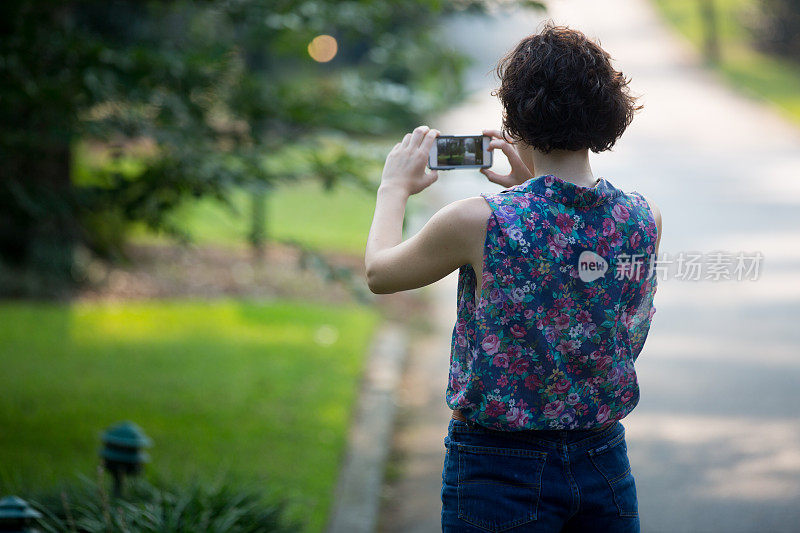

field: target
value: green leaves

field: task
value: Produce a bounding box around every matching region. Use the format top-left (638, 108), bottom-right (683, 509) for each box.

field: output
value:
top-left (1, 0), bottom-right (546, 290)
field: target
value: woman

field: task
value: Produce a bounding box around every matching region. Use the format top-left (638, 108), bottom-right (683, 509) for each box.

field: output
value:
top-left (365, 22), bottom-right (661, 533)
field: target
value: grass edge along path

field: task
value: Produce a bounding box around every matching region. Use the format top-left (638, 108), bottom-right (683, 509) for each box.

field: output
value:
top-left (651, 0), bottom-right (800, 125)
top-left (0, 297), bottom-right (381, 533)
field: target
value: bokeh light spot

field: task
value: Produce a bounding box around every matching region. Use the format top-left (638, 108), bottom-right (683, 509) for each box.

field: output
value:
top-left (308, 34), bottom-right (337, 63)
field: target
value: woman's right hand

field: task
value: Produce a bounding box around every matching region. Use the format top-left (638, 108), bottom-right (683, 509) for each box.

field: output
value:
top-left (480, 129), bottom-right (533, 188)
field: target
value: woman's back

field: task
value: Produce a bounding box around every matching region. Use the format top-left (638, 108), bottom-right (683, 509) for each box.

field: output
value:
top-left (364, 21), bottom-right (660, 533)
top-left (447, 174), bottom-right (659, 431)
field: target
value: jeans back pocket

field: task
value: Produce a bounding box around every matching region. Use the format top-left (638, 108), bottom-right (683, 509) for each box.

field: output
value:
top-left (587, 432), bottom-right (639, 518)
top-left (456, 442), bottom-right (547, 532)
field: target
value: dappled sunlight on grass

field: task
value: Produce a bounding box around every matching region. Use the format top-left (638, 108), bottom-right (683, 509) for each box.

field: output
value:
top-left (68, 299), bottom-right (318, 346)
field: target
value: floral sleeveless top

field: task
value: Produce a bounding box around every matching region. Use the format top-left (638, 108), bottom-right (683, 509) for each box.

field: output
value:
top-left (446, 174), bottom-right (659, 431)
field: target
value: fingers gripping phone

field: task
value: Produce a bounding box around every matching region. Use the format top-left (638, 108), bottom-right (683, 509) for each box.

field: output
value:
top-left (428, 134), bottom-right (493, 170)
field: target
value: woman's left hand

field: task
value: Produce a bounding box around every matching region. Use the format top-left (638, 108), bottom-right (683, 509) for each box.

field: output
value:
top-left (379, 125), bottom-right (440, 196)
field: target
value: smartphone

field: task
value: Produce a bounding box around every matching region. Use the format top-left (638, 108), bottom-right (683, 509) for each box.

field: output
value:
top-left (428, 134), bottom-right (492, 170)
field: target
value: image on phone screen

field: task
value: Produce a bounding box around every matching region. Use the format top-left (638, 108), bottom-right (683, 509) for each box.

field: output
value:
top-left (437, 136), bottom-right (483, 166)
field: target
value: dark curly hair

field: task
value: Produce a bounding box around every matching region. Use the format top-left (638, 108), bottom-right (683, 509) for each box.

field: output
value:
top-left (494, 21), bottom-right (642, 153)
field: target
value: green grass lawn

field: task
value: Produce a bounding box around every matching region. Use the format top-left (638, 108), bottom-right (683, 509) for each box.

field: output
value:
top-left (652, 0), bottom-right (800, 123)
top-left (72, 140), bottom-right (385, 256)
top-left (0, 299), bottom-right (380, 533)
top-left (127, 180), bottom-right (380, 255)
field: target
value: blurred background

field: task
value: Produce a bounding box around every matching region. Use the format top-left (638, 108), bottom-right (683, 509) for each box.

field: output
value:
top-left (1, 0), bottom-right (799, 532)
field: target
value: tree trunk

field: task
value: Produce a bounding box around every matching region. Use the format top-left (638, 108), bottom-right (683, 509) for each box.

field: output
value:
top-left (0, 138), bottom-right (76, 296)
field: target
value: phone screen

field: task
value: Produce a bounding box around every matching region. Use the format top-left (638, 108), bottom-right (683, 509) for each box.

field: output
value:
top-left (437, 136), bottom-right (483, 166)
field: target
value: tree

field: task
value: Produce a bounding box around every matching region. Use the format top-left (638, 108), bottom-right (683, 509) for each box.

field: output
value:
top-left (0, 0), bottom-right (544, 297)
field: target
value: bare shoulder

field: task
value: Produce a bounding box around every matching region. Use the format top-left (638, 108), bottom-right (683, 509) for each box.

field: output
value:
top-left (441, 196), bottom-right (492, 241)
top-left (450, 196), bottom-right (493, 266)
top-left (425, 196), bottom-right (492, 265)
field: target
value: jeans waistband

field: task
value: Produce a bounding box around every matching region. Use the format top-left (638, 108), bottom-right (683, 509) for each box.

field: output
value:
top-left (449, 410), bottom-right (624, 454)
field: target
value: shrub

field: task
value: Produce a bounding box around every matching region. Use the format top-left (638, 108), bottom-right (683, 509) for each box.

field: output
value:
top-left (27, 470), bottom-right (302, 533)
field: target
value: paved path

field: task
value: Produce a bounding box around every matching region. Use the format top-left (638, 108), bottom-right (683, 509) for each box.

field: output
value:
top-left (378, 1), bottom-right (800, 531)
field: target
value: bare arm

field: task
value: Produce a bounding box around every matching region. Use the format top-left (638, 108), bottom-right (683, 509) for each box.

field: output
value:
top-left (364, 125), bottom-right (477, 294)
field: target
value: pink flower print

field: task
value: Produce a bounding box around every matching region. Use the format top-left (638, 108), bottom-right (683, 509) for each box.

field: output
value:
top-left (602, 218), bottom-right (616, 237)
top-left (554, 314), bottom-right (570, 330)
top-left (514, 410), bottom-right (531, 428)
top-left (585, 323), bottom-right (598, 337)
top-left (597, 237), bottom-right (610, 257)
top-left (554, 296), bottom-right (574, 311)
top-left (596, 404), bottom-right (611, 423)
top-left (457, 335), bottom-right (468, 348)
top-left (456, 320), bottom-right (466, 335)
top-left (507, 407), bottom-right (530, 427)
top-left (510, 324), bottom-right (527, 338)
top-left (544, 326), bottom-right (557, 344)
top-left (493, 352), bottom-right (510, 368)
top-left (525, 374), bottom-right (542, 390)
top-left (612, 204), bottom-right (630, 223)
top-left (556, 339), bottom-right (579, 356)
top-left (620, 309), bottom-right (634, 329)
top-left (482, 334), bottom-right (501, 355)
top-left (629, 231), bottom-right (641, 248)
top-left (585, 225), bottom-right (597, 238)
top-left (486, 400), bottom-right (507, 417)
top-left (543, 400), bottom-right (565, 418)
top-left (553, 378), bottom-right (571, 395)
top-left (596, 355), bottom-right (612, 370)
top-left (576, 310), bottom-right (592, 324)
top-left (524, 309), bottom-right (535, 320)
top-left (506, 345), bottom-right (522, 359)
top-left (621, 390), bottom-right (634, 403)
top-left (509, 358), bottom-right (529, 375)
top-left (544, 175), bottom-right (556, 186)
top-left (497, 374), bottom-right (509, 387)
top-left (556, 213), bottom-right (573, 233)
top-left (553, 232), bottom-right (568, 250)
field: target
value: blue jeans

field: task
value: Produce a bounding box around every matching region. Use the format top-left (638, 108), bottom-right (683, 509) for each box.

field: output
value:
top-left (441, 417), bottom-right (640, 532)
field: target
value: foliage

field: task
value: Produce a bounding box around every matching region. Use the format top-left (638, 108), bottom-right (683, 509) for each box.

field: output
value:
top-left (29, 472), bottom-right (301, 532)
top-left (749, 0), bottom-right (800, 59)
top-left (0, 0), bottom-right (544, 296)
top-left (0, 299), bottom-right (381, 532)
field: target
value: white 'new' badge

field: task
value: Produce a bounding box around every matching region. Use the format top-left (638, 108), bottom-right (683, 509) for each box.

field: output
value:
top-left (578, 251), bottom-right (608, 282)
